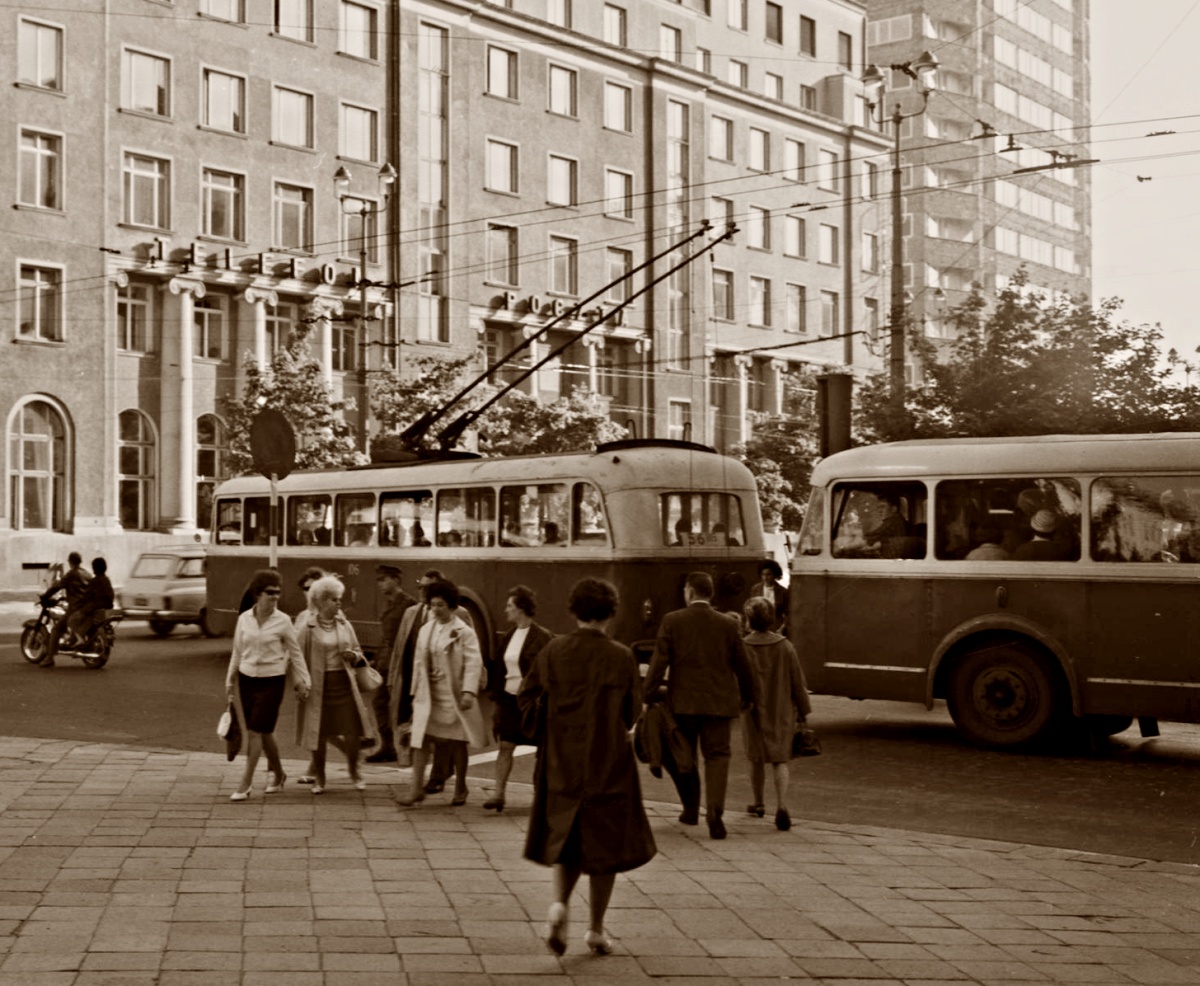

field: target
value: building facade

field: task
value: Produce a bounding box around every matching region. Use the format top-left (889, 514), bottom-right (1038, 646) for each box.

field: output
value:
top-left (865, 0), bottom-right (1092, 353)
top-left (1, 0), bottom-right (889, 587)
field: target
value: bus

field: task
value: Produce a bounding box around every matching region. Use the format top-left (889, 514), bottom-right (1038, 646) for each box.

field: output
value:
top-left (792, 433), bottom-right (1200, 748)
top-left (207, 439), bottom-right (768, 660)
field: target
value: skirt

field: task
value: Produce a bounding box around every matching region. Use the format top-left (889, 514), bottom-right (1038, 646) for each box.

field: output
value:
top-left (492, 691), bottom-right (527, 745)
top-left (238, 673), bottom-right (286, 734)
top-left (319, 669), bottom-right (361, 739)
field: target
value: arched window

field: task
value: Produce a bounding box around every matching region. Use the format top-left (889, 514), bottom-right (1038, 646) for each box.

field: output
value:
top-left (196, 414), bottom-right (229, 529)
top-left (8, 398), bottom-right (68, 530)
top-left (118, 409), bottom-right (156, 530)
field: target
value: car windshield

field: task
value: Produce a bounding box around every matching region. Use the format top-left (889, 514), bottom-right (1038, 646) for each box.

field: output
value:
top-left (131, 556), bottom-right (174, 578)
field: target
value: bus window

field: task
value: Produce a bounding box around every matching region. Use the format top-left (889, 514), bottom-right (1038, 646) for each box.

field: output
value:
top-left (215, 499), bottom-right (242, 545)
top-left (661, 492), bottom-right (745, 547)
top-left (379, 491), bottom-right (433, 547)
top-left (831, 483), bottom-right (927, 559)
top-left (438, 488), bottom-right (496, 548)
top-left (936, 478), bottom-right (1080, 561)
top-left (336, 492), bottom-right (376, 547)
top-left (573, 483), bottom-right (608, 544)
top-left (798, 486), bottom-right (824, 556)
top-left (287, 494), bottom-right (332, 547)
top-left (244, 496), bottom-right (272, 546)
top-left (1092, 476), bottom-right (1200, 563)
top-left (500, 483), bottom-right (568, 547)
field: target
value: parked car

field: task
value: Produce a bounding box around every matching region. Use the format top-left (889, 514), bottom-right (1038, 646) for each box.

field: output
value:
top-left (118, 547), bottom-right (216, 637)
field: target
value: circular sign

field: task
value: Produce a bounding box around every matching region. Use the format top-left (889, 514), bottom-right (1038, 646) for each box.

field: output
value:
top-left (250, 409), bottom-right (297, 481)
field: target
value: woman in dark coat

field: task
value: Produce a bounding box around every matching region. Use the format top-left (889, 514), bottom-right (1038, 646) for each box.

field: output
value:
top-left (519, 577), bottom-right (656, 957)
top-left (483, 585), bottom-right (554, 812)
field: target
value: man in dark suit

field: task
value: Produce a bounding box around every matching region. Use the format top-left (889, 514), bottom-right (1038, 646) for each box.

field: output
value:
top-left (750, 559), bottom-right (790, 635)
top-left (645, 572), bottom-right (757, 839)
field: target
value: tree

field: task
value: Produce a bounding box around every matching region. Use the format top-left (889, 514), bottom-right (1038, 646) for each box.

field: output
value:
top-left (222, 325), bottom-right (362, 475)
top-left (857, 272), bottom-right (1200, 443)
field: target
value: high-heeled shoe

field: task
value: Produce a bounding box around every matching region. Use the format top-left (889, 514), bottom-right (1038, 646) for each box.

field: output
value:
top-left (298, 775), bottom-right (317, 785)
top-left (585, 930), bottom-right (613, 955)
top-left (774, 807), bottom-right (791, 832)
top-left (352, 777), bottom-right (367, 792)
top-left (482, 797), bottom-right (505, 812)
top-left (230, 788), bottom-right (252, 802)
top-left (395, 789), bottom-right (424, 807)
top-left (450, 788), bottom-right (468, 807)
top-left (265, 772), bottom-right (286, 794)
top-left (311, 777), bottom-right (326, 795)
top-left (545, 902), bottom-right (568, 956)
top-left (746, 803), bottom-right (765, 817)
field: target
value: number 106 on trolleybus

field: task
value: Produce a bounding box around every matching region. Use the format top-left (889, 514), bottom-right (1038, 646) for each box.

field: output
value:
top-left (206, 439), bottom-right (768, 660)
top-left (792, 433), bottom-right (1200, 748)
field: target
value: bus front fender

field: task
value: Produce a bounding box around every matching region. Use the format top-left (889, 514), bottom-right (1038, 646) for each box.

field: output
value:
top-left (926, 613), bottom-right (1081, 715)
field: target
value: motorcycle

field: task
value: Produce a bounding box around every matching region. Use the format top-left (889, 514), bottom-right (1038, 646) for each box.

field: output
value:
top-left (21, 593), bottom-right (123, 669)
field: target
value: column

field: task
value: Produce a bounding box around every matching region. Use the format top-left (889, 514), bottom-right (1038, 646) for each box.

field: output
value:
top-left (582, 334), bottom-right (605, 394)
top-left (242, 287), bottom-right (279, 372)
top-left (305, 298), bottom-right (342, 387)
top-left (165, 277), bottom-right (205, 533)
top-left (734, 353), bottom-right (753, 446)
top-left (769, 359), bottom-right (787, 418)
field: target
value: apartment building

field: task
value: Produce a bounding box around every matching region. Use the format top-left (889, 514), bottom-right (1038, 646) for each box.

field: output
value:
top-left (865, 0), bottom-right (1092, 348)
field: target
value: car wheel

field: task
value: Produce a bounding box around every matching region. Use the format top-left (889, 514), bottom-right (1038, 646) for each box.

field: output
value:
top-left (947, 643), bottom-right (1065, 749)
top-left (149, 619), bottom-right (174, 638)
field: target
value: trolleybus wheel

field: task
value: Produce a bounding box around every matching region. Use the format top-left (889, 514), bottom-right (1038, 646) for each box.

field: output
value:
top-left (947, 644), bottom-right (1063, 749)
top-left (199, 608), bottom-right (218, 638)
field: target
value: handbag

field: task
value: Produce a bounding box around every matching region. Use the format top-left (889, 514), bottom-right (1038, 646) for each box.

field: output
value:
top-left (345, 655), bottom-right (383, 693)
top-left (518, 693), bottom-right (547, 746)
top-left (792, 722), bottom-right (822, 758)
top-left (218, 702), bottom-right (242, 761)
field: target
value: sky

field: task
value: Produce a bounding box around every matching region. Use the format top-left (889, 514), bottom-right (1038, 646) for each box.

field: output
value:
top-left (1090, 0), bottom-right (1200, 369)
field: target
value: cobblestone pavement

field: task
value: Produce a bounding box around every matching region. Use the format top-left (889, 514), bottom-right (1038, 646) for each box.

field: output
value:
top-left (0, 735), bottom-right (1198, 986)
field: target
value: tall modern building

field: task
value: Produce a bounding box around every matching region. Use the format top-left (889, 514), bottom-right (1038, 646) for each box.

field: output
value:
top-left (865, 0), bottom-right (1091, 351)
top-left (2, 0), bottom-right (891, 587)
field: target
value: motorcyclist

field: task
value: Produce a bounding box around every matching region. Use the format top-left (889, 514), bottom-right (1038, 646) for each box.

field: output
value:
top-left (39, 552), bottom-right (91, 664)
top-left (41, 557), bottom-right (114, 668)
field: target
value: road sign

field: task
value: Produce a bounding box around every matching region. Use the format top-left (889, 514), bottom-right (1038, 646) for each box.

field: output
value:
top-left (250, 409), bottom-right (296, 482)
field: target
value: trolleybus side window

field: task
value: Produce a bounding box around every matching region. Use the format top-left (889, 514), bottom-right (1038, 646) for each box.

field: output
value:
top-left (244, 496), bottom-right (272, 546)
top-left (337, 492), bottom-right (377, 547)
top-left (437, 487), bottom-right (497, 548)
top-left (287, 494), bottom-right (332, 547)
top-left (379, 490), bottom-right (433, 547)
top-left (831, 483), bottom-right (927, 559)
top-left (500, 483), bottom-right (569, 547)
top-left (573, 482), bottom-right (608, 543)
top-left (799, 486), bottom-right (825, 556)
top-left (216, 498), bottom-right (243, 544)
top-left (661, 492), bottom-right (745, 546)
top-left (935, 477), bottom-right (1080, 561)
top-left (1092, 476), bottom-right (1200, 563)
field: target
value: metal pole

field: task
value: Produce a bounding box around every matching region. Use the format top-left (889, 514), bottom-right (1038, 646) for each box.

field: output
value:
top-left (357, 218), bottom-right (369, 454)
top-left (889, 107), bottom-right (906, 406)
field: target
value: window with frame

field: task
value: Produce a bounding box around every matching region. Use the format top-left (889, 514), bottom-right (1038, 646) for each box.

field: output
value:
top-left (786, 283), bottom-right (806, 334)
top-left (765, 2), bottom-right (783, 43)
top-left (486, 139), bottom-right (518, 193)
top-left (604, 82), bottom-right (632, 132)
top-left (118, 409), bottom-right (155, 531)
top-left (487, 224), bottom-right (518, 284)
top-left (746, 205), bottom-right (770, 250)
top-left (662, 491), bottom-right (744, 546)
top-left (273, 87), bottom-right (313, 147)
top-left (605, 248), bottom-right (632, 302)
top-left (123, 153), bottom-right (170, 228)
top-left (667, 401), bottom-right (692, 443)
top-left (340, 1), bottom-right (378, 59)
top-left (783, 139), bottom-right (805, 182)
top-left (727, 59), bottom-right (748, 87)
top-left (117, 283), bottom-right (153, 352)
top-left (550, 236), bottom-right (578, 294)
top-left (603, 4), bottom-right (626, 45)
top-left (935, 478), bottom-right (1080, 561)
top-left (727, 0), bottom-right (747, 30)
top-left (818, 148), bottom-right (838, 190)
top-left (784, 215), bottom-right (805, 257)
top-left (862, 231), bottom-right (878, 272)
top-left (124, 49), bottom-right (170, 116)
top-left (8, 399), bottom-right (68, 531)
top-left (548, 0), bottom-right (571, 28)
top-left (819, 224), bottom-right (839, 265)
top-left (799, 84), bottom-right (817, 110)
top-left (332, 321), bottom-right (357, 372)
top-left (19, 130), bottom-right (60, 210)
top-left (203, 68), bottom-right (244, 132)
top-left (820, 289), bottom-right (838, 337)
top-left (437, 487), bottom-right (497, 548)
top-left (709, 116), bottom-right (733, 160)
top-left (194, 294), bottom-right (226, 360)
top-left (548, 155), bottom-right (578, 206)
top-left (19, 265), bottom-right (62, 342)
top-left (286, 493), bottom-right (333, 546)
top-left (832, 482), bottom-right (928, 559)
top-left (500, 484), bottom-right (569, 547)
top-left (764, 72), bottom-right (784, 99)
top-left (800, 15), bottom-right (816, 56)
top-left (275, 0), bottom-right (313, 41)
top-left (711, 196), bottom-right (734, 230)
top-left (202, 168), bottom-right (244, 241)
top-left (1092, 476), bottom-right (1200, 563)
top-left (749, 275), bottom-right (771, 327)
top-left (863, 297), bottom-right (879, 341)
top-left (573, 482), bottom-right (608, 543)
top-left (203, 0), bottom-right (243, 21)
top-left (265, 302), bottom-right (297, 353)
top-left (336, 492), bottom-right (376, 547)
top-left (340, 198), bottom-right (379, 262)
top-left (341, 104), bottom-right (378, 161)
top-left (605, 169), bottom-right (633, 218)
top-left (660, 24), bottom-right (682, 62)
top-left (749, 128), bottom-right (769, 171)
top-left (487, 46), bottom-right (517, 99)
top-left (712, 268), bottom-right (733, 319)
top-left (863, 162), bottom-right (879, 199)
top-left (19, 19), bottom-right (62, 90)
top-left (274, 183), bottom-right (312, 250)
top-left (696, 48), bottom-right (712, 73)
top-left (379, 491), bottom-right (433, 547)
top-left (838, 31), bottom-right (853, 71)
top-left (548, 65), bottom-right (577, 116)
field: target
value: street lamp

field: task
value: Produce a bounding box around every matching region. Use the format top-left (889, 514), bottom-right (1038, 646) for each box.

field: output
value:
top-left (863, 51), bottom-right (939, 409)
top-left (334, 162), bottom-right (396, 453)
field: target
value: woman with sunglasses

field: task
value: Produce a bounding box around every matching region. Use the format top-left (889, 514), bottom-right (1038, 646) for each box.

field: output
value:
top-left (225, 569), bottom-right (311, 802)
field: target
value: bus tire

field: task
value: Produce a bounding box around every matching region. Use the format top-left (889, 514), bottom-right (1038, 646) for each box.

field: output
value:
top-left (947, 644), bottom-right (1064, 749)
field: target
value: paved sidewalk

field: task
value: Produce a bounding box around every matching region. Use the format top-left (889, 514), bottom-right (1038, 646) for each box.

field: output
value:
top-left (1, 736), bottom-right (1198, 986)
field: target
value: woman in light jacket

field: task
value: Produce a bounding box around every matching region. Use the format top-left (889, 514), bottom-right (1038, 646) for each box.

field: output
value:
top-left (294, 575), bottom-right (380, 794)
top-left (225, 569), bottom-right (311, 802)
top-left (396, 579), bottom-right (486, 807)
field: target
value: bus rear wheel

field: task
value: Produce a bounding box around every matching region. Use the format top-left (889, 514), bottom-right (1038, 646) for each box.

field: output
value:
top-left (947, 645), bottom-right (1063, 749)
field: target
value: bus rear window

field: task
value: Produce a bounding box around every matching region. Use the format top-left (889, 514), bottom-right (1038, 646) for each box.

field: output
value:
top-left (661, 492), bottom-right (745, 547)
top-left (1092, 476), bottom-right (1200, 562)
top-left (831, 483), bottom-right (927, 559)
top-left (936, 478), bottom-right (1080, 561)
top-left (287, 495), bottom-right (332, 547)
top-left (438, 488), bottom-right (496, 547)
top-left (215, 499), bottom-right (242, 544)
top-left (501, 483), bottom-right (568, 547)
top-left (380, 491), bottom-right (433, 547)
top-left (336, 492), bottom-right (376, 547)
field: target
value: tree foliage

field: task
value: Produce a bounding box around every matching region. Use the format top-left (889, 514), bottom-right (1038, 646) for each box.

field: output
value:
top-left (857, 273), bottom-right (1200, 443)
top-left (222, 326), bottom-right (362, 476)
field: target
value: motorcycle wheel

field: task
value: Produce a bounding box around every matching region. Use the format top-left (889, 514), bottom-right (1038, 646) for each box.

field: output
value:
top-left (20, 624), bottom-right (49, 664)
top-left (82, 628), bottom-right (112, 669)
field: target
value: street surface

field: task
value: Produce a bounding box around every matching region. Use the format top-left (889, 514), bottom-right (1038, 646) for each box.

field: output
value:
top-left (2, 620), bottom-right (1199, 864)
